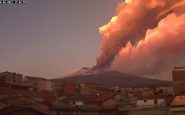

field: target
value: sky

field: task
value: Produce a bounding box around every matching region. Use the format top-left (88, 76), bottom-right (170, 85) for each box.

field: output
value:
top-left (0, 0), bottom-right (122, 78)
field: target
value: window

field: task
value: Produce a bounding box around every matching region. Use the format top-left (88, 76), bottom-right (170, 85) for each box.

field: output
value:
top-left (154, 99), bottom-right (158, 104)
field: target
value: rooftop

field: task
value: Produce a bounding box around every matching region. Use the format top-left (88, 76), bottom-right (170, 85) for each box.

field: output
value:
top-left (87, 92), bottom-right (116, 103)
top-left (171, 95), bottom-right (185, 106)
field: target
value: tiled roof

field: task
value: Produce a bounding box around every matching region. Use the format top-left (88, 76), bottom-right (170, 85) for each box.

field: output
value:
top-left (0, 105), bottom-right (22, 114)
top-left (24, 76), bottom-right (46, 80)
top-left (171, 95), bottom-right (185, 106)
top-left (60, 92), bottom-right (116, 103)
top-left (87, 92), bottom-right (116, 103)
top-left (62, 94), bottom-right (89, 101)
top-left (0, 105), bottom-right (45, 115)
top-left (0, 103), bottom-right (9, 109)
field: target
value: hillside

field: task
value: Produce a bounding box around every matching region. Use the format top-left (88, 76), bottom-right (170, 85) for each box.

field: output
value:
top-left (61, 70), bottom-right (171, 88)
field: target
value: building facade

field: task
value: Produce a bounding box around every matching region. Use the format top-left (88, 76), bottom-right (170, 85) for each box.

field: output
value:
top-left (172, 67), bottom-right (185, 94)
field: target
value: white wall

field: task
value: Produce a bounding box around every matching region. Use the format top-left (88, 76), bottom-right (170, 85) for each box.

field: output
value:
top-left (137, 99), bottom-right (165, 107)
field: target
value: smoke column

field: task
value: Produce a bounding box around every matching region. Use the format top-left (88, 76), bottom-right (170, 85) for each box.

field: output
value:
top-left (95, 0), bottom-right (185, 79)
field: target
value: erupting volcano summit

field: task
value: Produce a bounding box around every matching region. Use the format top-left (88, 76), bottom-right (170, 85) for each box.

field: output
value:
top-left (94, 0), bottom-right (185, 79)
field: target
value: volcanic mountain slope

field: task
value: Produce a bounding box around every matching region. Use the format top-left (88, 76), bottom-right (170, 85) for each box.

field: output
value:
top-left (62, 70), bottom-right (171, 88)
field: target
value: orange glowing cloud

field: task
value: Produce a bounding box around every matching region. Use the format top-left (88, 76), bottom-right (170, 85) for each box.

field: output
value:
top-left (125, 0), bottom-right (133, 4)
top-left (95, 0), bottom-right (185, 79)
top-left (111, 14), bottom-right (185, 80)
top-left (95, 0), bottom-right (184, 69)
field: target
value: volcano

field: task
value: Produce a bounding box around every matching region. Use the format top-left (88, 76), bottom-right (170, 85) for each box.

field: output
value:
top-left (61, 68), bottom-right (171, 88)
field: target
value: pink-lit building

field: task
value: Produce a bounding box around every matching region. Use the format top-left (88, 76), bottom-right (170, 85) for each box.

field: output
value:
top-left (24, 76), bottom-right (52, 91)
top-left (39, 79), bottom-right (52, 91)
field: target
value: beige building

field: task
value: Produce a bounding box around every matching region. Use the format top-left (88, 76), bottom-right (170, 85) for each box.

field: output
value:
top-left (80, 83), bottom-right (97, 95)
top-left (39, 79), bottom-right (53, 91)
top-left (136, 96), bottom-right (166, 108)
top-left (0, 72), bottom-right (23, 86)
top-left (24, 76), bottom-right (53, 91)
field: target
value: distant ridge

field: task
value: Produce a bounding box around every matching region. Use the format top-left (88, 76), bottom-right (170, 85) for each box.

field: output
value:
top-left (61, 70), bottom-right (171, 88)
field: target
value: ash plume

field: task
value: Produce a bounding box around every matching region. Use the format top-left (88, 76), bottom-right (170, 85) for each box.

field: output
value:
top-left (94, 0), bottom-right (185, 79)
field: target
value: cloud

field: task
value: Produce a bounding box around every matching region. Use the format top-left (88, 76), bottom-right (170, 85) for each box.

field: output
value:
top-left (94, 0), bottom-right (185, 79)
top-left (111, 14), bottom-right (185, 80)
